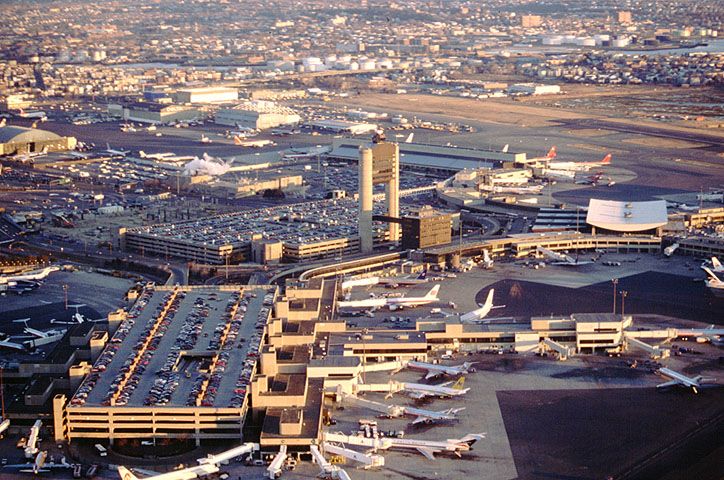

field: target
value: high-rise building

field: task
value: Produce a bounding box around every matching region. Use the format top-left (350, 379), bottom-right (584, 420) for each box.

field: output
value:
top-left (401, 206), bottom-right (452, 250)
top-left (358, 134), bottom-right (400, 254)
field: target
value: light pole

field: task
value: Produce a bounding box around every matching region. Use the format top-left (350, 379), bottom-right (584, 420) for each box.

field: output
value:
top-left (62, 284), bottom-right (69, 310)
top-left (620, 290), bottom-right (628, 319)
top-left (611, 279), bottom-right (619, 315)
top-left (361, 328), bottom-right (368, 384)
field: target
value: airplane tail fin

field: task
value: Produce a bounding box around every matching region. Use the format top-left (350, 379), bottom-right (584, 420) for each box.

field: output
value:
top-left (702, 266), bottom-right (721, 282)
top-left (457, 433), bottom-right (485, 447)
top-left (118, 466), bottom-right (139, 480)
top-left (138, 150), bottom-right (146, 158)
top-left (483, 289), bottom-right (494, 309)
top-left (405, 133), bottom-right (414, 143)
top-left (451, 376), bottom-right (466, 390)
top-left (547, 146), bottom-right (556, 159)
top-left (417, 270), bottom-right (427, 280)
top-left (712, 257), bottom-right (721, 270)
top-left (234, 135), bottom-right (242, 145)
top-left (502, 144), bottom-right (509, 153)
top-left (601, 153), bottom-right (612, 165)
top-left (426, 284), bottom-right (441, 299)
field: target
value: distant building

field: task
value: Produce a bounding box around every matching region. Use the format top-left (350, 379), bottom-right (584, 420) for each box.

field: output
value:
top-left (0, 126), bottom-right (76, 156)
top-left (174, 87), bottom-right (238, 104)
top-left (521, 15), bottom-right (542, 28)
top-left (306, 120), bottom-right (378, 135)
top-left (509, 83), bottom-right (561, 95)
top-left (617, 11), bottom-right (632, 24)
top-left (107, 102), bottom-right (200, 124)
top-left (586, 199), bottom-right (667, 235)
top-left (215, 101), bottom-right (300, 130)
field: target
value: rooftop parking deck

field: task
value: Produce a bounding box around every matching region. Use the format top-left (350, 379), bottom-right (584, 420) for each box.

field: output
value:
top-left (72, 285), bottom-right (276, 410)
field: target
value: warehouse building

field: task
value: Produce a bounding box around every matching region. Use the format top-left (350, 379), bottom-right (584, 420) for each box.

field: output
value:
top-left (107, 102), bottom-right (201, 124)
top-left (215, 101), bottom-right (300, 130)
top-left (0, 126), bottom-right (76, 156)
top-left (174, 87), bottom-right (238, 104)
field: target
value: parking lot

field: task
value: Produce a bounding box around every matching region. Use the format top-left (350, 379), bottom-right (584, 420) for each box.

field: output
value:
top-left (72, 285), bottom-right (275, 409)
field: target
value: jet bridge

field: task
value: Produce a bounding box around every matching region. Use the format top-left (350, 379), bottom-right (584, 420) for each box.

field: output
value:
top-left (323, 442), bottom-right (385, 468)
top-left (309, 445), bottom-right (352, 480)
top-left (625, 336), bottom-right (670, 359)
top-left (267, 445), bottom-right (287, 479)
top-left (542, 338), bottom-right (573, 360)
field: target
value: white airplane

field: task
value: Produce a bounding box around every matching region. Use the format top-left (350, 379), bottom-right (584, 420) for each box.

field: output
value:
top-left (138, 150), bottom-right (175, 160)
top-left (702, 257), bottom-right (724, 274)
top-left (21, 326), bottom-right (67, 349)
top-left (104, 143), bottom-right (129, 157)
top-left (702, 267), bottom-right (724, 297)
top-left (527, 146), bottom-right (557, 163)
top-left (481, 250), bottom-right (494, 269)
top-left (0, 266), bottom-right (59, 285)
top-left (338, 285), bottom-right (441, 310)
top-left (536, 246), bottom-right (593, 266)
top-left (459, 289), bottom-right (505, 323)
top-left (68, 151), bottom-right (88, 159)
top-left (0, 418), bottom-right (9, 435)
top-left (404, 406), bottom-right (466, 425)
top-left (12, 146), bottom-right (48, 163)
top-left (24, 420), bottom-right (42, 458)
top-left (385, 433), bottom-right (485, 460)
top-left (118, 443), bottom-right (257, 480)
top-left (656, 367), bottom-right (717, 394)
top-left (233, 136), bottom-right (275, 148)
top-left (407, 360), bottom-right (476, 380)
top-left (5, 452), bottom-right (73, 475)
top-left (693, 324), bottom-right (724, 346)
top-left (548, 151), bottom-right (612, 172)
top-left (0, 337), bottom-right (26, 351)
top-left (395, 377), bottom-right (470, 400)
top-left (479, 183), bottom-right (544, 195)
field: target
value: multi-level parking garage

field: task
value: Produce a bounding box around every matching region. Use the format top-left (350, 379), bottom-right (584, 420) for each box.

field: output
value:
top-left (58, 284), bottom-right (276, 444)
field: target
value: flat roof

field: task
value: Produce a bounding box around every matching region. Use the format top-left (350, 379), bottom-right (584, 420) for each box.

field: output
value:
top-left (72, 285), bottom-right (275, 409)
top-left (586, 199), bottom-right (667, 232)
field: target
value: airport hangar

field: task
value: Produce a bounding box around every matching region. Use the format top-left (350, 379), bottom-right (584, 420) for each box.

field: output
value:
top-left (326, 137), bottom-right (526, 175)
top-left (0, 126), bottom-right (76, 156)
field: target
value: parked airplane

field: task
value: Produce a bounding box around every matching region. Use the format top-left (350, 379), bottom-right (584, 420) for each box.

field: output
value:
top-left (479, 184), bottom-right (544, 195)
top-left (693, 324), bottom-right (723, 346)
top-left (12, 146), bottom-right (48, 163)
top-left (338, 285), bottom-right (441, 310)
top-left (395, 377), bottom-right (469, 400)
top-left (548, 152), bottom-right (612, 172)
top-left (19, 324), bottom-right (67, 349)
top-left (3, 452), bottom-right (75, 475)
top-left (384, 433), bottom-right (485, 460)
top-left (233, 136), bottom-right (275, 148)
top-left (0, 266), bottom-right (59, 285)
top-left (200, 134), bottom-right (211, 144)
top-left (656, 367), bottom-right (717, 394)
top-left (480, 250), bottom-right (494, 269)
top-left (459, 289), bottom-right (505, 323)
top-left (407, 360), bottom-right (476, 380)
top-left (118, 443), bottom-right (257, 480)
top-left (701, 256), bottom-right (724, 273)
top-left (702, 267), bottom-right (724, 298)
top-left (104, 143), bottom-right (129, 157)
top-left (528, 146), bottom-right (557, 163)
top-left (138, 150), bottom-right (175, 160)
top-left (24, 420), bottom-right (42, 458)
top-left (404, 406), bottom-right (465, 425)
top-left (536, 247), bottom-right (593, 266)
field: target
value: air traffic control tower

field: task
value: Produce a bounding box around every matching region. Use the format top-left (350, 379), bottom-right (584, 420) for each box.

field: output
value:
top-left (358, 133), bottom-right (400, 253)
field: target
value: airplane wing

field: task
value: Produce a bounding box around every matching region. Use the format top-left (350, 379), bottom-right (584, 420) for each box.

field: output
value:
top-left (424, 370), bottom-right (441, 381)
top-left (411, 416), bottom-right (431, 425)
top-left (415, 447), bottom-right (437, 460)
top-left (407, 391), bottom-right (428, 400)
top-left (656, 380), bottom-right (679, 389)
